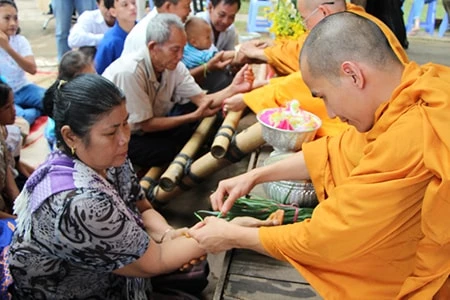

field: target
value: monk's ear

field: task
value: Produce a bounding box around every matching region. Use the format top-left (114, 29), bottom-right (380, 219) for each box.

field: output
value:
top-left (161, 1), bottom-right (171, 11)
top-left (341, 61), bottom-right (364, 89)
top-left (60, 125), bottom-right (79, 149)
top-left (317, 4), bottom-right (331, 18)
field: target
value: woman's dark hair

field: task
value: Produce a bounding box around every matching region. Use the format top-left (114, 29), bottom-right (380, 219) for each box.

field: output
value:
top-left (43, 74), bottom-right (125, 155)
top-left (0, 79), bottom-right (12, 108)
top-left (58, 50), bottom-right (92, 80)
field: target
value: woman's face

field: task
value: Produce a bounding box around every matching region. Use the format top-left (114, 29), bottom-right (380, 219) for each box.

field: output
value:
top-left (0, 90), bottom-right (16, 125)
top-left (72, 102), bottom-right (130, 174)
top-left (0, 4), bottom-right (18, 36)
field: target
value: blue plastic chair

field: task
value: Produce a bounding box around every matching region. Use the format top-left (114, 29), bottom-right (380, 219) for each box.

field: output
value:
top-left (406, 0), bottom-right (436, 35)
top-left (438, 12), bottom-right (449, 37)
top-left (247, 0), bottom-right (273, 33)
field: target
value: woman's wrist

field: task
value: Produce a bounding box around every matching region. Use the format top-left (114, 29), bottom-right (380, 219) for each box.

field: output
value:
top-left (156, 227), bottom-right (174, 244)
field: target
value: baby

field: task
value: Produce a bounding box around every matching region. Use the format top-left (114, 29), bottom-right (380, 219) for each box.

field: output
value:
top-left (182, 16), bottom-right (235, 70)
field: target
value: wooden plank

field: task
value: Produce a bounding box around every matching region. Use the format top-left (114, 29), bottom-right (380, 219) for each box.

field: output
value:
top-left (213, 250), bottom-right (233, 300)
top-left (222, 273), bottom-right (321, 299)
top-left (228, 250), bottom-right (309, 284)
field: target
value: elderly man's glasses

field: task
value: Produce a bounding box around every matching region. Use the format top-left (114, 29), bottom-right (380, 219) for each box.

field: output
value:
top-left (301, 1), bottom-right (335, 28)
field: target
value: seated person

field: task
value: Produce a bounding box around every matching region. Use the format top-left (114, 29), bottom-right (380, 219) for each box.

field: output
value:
top-left (103, 14), bottom-right (253, 170)
top-left (0, 81), bottom-right (20, 219)
top-left (182, 16), bottom-right (235, 91)
top-left (189, 12), bottom-right (450, 299)
top-left (237, 0), bottom-right (408, 76)
top-left (0, 0), bottom-right (45, 126)
top-left (182, 16), bottom-right (234, 70)
top-left (94, 0), bottom-right (137, 74)
top-left (122, 0), bottom-right (192, 56)
top-left (68, 0), bottom-right (116, 50)
top-left (8, 73), bottom-right (271, 298)
top-left (221, 0), bottom-right (408, 137)
top-left (192, 0), bottom-right (242, 92)
top-left (45, 49), bottom-right (97, 149)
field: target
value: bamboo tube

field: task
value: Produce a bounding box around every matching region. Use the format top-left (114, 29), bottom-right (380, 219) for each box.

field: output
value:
top-left (211, 110), bottom-right (244, 159)
top-left (149, 122), bottom-right (265, 205)
top-left (139, 166), bottom-right (165, 192)
top-left (159, 116), bottom-right (217, 192)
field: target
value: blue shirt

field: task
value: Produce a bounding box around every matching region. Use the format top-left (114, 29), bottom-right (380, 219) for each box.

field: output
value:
top-left (95, 21), bottom-right (131, 74)
top-left (182, 43), bottom-right (217, 69)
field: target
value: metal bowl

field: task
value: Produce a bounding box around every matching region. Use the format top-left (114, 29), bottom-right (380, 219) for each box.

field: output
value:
top-left (262, 153), bottom-right (319, 208)
top-left (256, 108), bottom-right (321, 152)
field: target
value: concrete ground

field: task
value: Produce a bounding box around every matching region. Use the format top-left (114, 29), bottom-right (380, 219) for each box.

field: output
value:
top-left (13, 0), bottom-right (450, 298)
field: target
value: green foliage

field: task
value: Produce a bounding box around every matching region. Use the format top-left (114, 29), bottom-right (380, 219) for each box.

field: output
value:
top-left (266, 0), bottom-right (306, 40)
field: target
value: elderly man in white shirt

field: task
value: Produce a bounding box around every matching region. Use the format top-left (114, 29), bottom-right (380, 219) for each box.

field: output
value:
top-left (103, 13), bottom-right (253, 170)
top-left (68, 0), bottom-right (116, 50)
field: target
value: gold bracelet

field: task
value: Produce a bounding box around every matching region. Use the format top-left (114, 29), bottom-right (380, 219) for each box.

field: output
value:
top-left (203, 63), bottom-right (208, 78)
top-left (157, 227), bottom-right (174, 244)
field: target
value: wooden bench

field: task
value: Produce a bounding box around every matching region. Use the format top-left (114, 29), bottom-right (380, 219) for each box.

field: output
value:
top-left (213, 146), bottom-right (323, 299)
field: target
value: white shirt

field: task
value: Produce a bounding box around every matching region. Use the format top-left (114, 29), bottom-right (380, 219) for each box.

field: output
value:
top-left (68, 9), bottom-right (112, 48)
top-left (196, 11), bottom-right (237, 51)
top-left (0, 35), bottom-right (32, 92)
top-left (102, 48), bottom-right (203, 132)
top-left (121, 8), bottom-right (158, 55)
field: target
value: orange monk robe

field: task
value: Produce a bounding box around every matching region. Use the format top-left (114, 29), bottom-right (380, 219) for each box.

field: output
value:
top-left (263, 3), bottom-right (409, 75)
top-left (244, 72), bottom-right (349, 137)
top-left (258, 63), bottom-right (450, 299)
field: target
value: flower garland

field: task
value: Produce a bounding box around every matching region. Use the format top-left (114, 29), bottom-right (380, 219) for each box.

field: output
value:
top-left (266, 0), bottom-right (306, 40)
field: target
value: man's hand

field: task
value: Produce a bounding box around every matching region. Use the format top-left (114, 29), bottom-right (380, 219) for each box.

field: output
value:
top-left (207, 51), bottom-right (232, 71)
top-left (193, 97), bottom-right (221, 119)
top-left (230, 64), bottom-right (254, 94)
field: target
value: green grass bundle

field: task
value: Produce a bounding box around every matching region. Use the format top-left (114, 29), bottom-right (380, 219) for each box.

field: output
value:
top-left (197, 194), bottom-right (314, 225)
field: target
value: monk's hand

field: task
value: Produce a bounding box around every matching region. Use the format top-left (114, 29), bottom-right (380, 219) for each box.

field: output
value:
top-left (188, 217), bottom-right (235, 253)
top-left (207, 51), bottom-right (231, 71)
top-left (210, 172), bottom-right (256, 214)
top-left (230, 64), bottom-right (254, 94)
top-left (222, 94), bottom-right (247, 112)
top-left (239, 40), bottom-right (267, 59)
top-left (230, 216), bottom-right (279, 227)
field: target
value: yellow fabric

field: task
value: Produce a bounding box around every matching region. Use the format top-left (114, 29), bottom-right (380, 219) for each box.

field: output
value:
top-left (244, 72), bottom-right (349, 137)
top-left (259, 62), bottom-right (450, 299)
top-left (263, 3), bottom-right (408, 76)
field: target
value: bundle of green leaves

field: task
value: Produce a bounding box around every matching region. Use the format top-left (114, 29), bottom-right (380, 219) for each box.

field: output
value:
top-left (197, 194), bottom-right (314, 225)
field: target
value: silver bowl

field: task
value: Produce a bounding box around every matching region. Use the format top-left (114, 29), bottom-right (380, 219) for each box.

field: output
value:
top-left (262, 153), bottom-right (319, 208)
top-left (257, 108), bottom-right (321, 152)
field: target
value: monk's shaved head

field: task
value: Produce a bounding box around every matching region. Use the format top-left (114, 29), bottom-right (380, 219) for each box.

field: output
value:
top-left (301, 0), bottom-right (345, 11)
top-left (300, 12), bottom-right (401, 81)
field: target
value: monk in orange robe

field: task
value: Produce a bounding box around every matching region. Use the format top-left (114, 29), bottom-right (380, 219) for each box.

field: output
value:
top-left (189, 12), bottom-right (450, 299)
top-left (224, 0), bottom-right (408, 138)
top-left (239, 1), bottom-right (408, 76)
